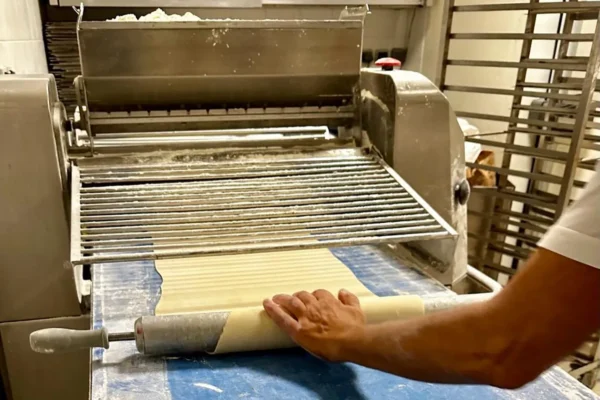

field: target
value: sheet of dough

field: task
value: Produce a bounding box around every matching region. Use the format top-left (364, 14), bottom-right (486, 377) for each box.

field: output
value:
top-left (156, 248), bottom-right (374, 314)
top-left (155, 248), bottom-right (424, 354)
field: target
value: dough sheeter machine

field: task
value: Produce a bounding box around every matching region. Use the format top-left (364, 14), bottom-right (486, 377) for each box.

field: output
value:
top-left (3, 9), bottom-right (598, 400)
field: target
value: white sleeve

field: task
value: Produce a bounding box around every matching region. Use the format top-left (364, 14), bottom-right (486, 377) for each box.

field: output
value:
top-left (538, 164), bottom-right (600, 269)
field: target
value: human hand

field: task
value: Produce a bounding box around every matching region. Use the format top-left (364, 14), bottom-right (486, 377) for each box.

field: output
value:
top-left (263, 289), bottom-right (365, 362)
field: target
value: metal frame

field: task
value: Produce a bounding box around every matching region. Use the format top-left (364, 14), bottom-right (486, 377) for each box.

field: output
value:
top-left (50, 0), bottom-right (423, 6)
top-left (71, 149), bottom-right (456, 265)
top-left (439, 0), bottom-right (600, 387)
top-left (62, 12), bottom-right (461, 279)
top-left (75, 18), bottom-right (362, 114)
top-left (557, 17), bottom-right (600, 212)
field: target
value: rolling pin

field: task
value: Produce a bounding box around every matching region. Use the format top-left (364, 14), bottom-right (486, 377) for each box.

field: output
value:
top-left (30, 296), bottom-right (424, 355)
top-left (30, 294), bottom-right (492, 356)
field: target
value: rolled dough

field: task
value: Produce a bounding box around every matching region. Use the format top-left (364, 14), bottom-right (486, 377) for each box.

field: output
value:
top-left (155, 248), bottom-right (424, 354)
top-left (213, 295), bottom-right (424, 354)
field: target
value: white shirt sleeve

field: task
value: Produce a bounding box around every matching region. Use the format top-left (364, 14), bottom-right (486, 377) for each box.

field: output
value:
top-left (538, 164), bottom-right (600, 269)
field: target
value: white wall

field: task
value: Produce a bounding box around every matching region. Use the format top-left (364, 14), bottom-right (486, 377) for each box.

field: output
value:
top-left (0, 0), bottom-right (48, 73)
top-left (404, 0), bottom-right (446, 82)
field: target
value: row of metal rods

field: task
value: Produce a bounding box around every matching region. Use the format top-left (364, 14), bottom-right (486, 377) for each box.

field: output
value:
top-left (82, 221), bottom-right (444, 253)
top-left (80, 200), bottom-right (425, 228)
top-left (79, 159), bottom-right (376, 176)
top-left (443, 1), bottom-right (600, 282)
top-left (82, 212), bottom-right (434, 240)
top-left (81, 182), bottom-right (401, 203)
top-left (445, 13), bottom-right (600, 214)
top-left (75, 153), bottom-right (453, 263)
top-left (80, 228), bottom-right (448, 256)
top-left (77, 231), bottom-right (450, 265)
top-left (79, 162), bottom-right (383, 184)
top-left (80, 195), bottom-right (419, 220)
top-left (81, 208), bottom-right (430, 236)
top-left (80, 187), bottom-right (409, 212)
top-left (80, 172), bottom-right (396, 196)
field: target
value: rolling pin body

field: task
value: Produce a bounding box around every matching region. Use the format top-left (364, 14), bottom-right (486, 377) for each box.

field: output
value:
top-left (30, 295), bottom-right (430, 356)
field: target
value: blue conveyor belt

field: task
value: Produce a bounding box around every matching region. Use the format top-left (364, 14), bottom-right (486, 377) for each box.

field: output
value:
top-left (90, 245), bottom-right (598, 400)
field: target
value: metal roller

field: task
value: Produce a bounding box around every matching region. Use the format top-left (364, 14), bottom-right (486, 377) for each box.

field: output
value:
top-left (30, 312), bottom-right (230, 356)
top-left (134, 313), bottom-right (230, 355)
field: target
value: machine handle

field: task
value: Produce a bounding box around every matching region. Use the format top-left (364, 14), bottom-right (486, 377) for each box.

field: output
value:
top-left (30, 327), bottom-right (109, 354)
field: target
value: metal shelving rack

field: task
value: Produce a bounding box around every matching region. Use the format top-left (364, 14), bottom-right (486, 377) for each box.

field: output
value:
top-left (439, 0), bottom-right (600, 388)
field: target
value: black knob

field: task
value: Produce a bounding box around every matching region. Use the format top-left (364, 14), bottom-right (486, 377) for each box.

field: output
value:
top-left (455, 179), bottom-right (471, 206)
top-left (63, 118), bottom-right (73, 132)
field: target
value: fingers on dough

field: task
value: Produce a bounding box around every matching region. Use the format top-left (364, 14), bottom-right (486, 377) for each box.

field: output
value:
top-left (274, 295), bottom-right (306, 318)
top-left (312, 289), bottom-right (336, 301)
top-left (294, 290), bottom-right (318, 306)
top-left (263, 299), bottom-right (300, 334)
top-left (272, 294), bottom-right (293, 304)
top-left (338, 289), bottom-right (360, 307)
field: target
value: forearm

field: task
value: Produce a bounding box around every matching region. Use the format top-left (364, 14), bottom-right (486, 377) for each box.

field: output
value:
top-left (339, 249), bottom-right (600, 388)
top-left (264, 250), bottom-right (600, 389)
top-left (341, 301), bottom-right (511, 386)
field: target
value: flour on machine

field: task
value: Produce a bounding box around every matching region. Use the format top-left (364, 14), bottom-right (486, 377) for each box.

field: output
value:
top-left (2, 10), bottom-right (471, 326)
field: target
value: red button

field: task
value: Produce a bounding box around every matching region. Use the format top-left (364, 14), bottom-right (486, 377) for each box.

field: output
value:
top-left (375, 57), bottom-right (401, 70)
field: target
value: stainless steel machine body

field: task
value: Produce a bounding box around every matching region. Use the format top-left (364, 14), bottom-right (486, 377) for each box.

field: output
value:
top-left (0, 76), bottom-right (82, 322)
top-left (1, 13), bottom-right (470, 316)
top-left (361, 70), bottom-right (468, 284)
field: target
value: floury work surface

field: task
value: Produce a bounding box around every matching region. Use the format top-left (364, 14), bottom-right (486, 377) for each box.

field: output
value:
top-left (90, 245), bottom-right (598, 400)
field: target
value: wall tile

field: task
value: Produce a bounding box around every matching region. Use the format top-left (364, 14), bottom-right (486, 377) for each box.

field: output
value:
top-left (0, 40), bottom-right (48, 74)
top-left (0, 0), bottom-right (43, 41)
